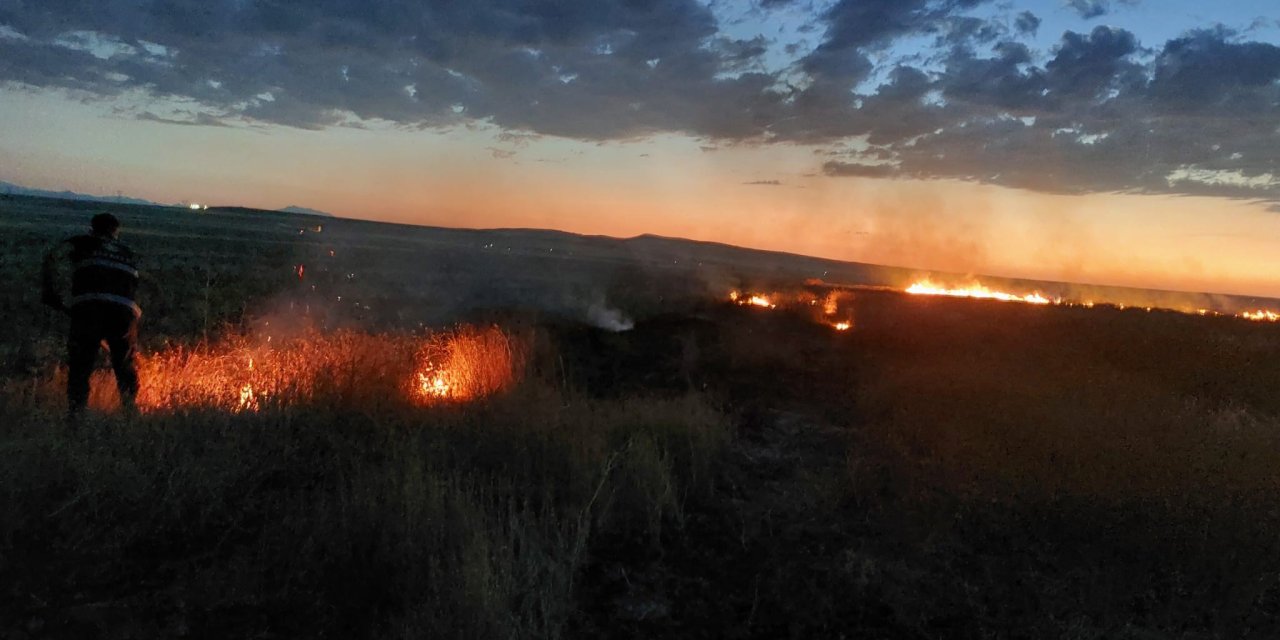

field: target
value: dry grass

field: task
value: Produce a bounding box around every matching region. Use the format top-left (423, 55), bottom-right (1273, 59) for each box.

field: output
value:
top-left (22, 324), bottom-right (525, 415)
top-left (413, 324), bottom-right (524, 403)
top-left (1, 365), bottom-right (727, 639)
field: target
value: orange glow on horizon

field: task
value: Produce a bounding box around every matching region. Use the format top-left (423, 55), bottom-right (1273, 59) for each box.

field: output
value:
top-left (5, 90), bottom-right (1280, 299)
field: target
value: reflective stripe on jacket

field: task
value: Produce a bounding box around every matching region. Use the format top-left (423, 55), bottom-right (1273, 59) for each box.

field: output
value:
top-left (67, 235), bottom-right (141, 317)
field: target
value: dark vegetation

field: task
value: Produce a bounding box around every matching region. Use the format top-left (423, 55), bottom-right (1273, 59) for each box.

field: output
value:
top-left (3, 197), bottom-right (1280, 638)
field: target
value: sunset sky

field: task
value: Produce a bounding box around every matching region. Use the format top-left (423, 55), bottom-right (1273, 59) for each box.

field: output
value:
top-left (2, 1), bottom-right (1279, 296)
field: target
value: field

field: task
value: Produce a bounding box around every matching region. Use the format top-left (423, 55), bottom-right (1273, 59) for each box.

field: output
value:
top-left (3, 196), bottom-right (1280, 638)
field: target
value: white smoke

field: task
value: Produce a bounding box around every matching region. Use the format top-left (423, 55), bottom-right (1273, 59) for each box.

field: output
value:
top-left (587, 302), bottom-right (634, 332)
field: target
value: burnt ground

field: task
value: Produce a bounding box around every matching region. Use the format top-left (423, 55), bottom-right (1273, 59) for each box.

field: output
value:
top-left (574, 409), bottom-right (864, 639)
top-left (555, 304), bottom-right (891, 638)
top-left (562, 298), bottom-right (1280, 639)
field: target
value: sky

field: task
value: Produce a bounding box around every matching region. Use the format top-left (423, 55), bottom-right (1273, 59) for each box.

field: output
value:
top-left (2, 0), bottom-right (1280, 296)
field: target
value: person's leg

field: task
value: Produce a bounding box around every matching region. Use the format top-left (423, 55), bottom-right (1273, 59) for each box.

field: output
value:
top-left (106, 314), bottom-right (140, 415)
top-left (66, 314), bottom-right (100, 419)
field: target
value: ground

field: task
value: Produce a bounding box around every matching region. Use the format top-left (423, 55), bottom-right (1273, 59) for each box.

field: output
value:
top-left (3, 196), bottom-right (1280, 639)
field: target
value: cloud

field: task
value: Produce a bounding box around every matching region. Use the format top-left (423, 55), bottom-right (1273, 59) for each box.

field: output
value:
top-left (1065, 0), bottom-right (1110, 19)
top-left (0, 0), bottom-right (1277, 203)
top-left (822, 162), bottom-right (898, 178)
top-left (1014, 11), bottom-right (1041, 36)
top-left (1044, 26), bottom-right (1142, 99)
top-left (743, 179), bottom-right (783, 185)
top-left (1064, 0), bottom-right (1139, 20)
top-left (136, 111), bottom-right (231, 127)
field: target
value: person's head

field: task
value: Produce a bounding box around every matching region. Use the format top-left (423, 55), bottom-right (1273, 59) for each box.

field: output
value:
top-left (91, 212), bottom-right (121, 238)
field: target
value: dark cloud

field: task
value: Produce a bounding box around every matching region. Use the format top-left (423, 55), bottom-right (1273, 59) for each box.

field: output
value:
top-left (0, 0), bottom-right (768, 138)
top-left (1066, 0), bottom-right (1109, 20)
top-left (1044, 26), bottom-right (1142, 100)
top-left (1064, 0), bottom-right (1139, 20)
top-left (828, 24), bottom-right (1280, 201)
top-left (822, 161), bottom-right (898, 178)
top-left (1014, 11), bottom-right (1041, 36)
top-left (1148, 27), bottom-right (1280, 112)
top-left (136, 111), bottom-right (231, 127)
top-left (0, 0), bottom-right (1276, 202)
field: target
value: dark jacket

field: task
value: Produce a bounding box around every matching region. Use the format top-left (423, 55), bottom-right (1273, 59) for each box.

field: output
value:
top-left (43, 234), bottom-right (142, 317)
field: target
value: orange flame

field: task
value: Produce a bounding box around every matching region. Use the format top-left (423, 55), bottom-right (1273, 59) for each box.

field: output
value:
top-left (417, 372), bottom-right (451, 398)
top-left (1240, 310), bottom-right (1280, 322)
top-left (905, 280), bottom-right (1055, 305)
top-left (729, 291), bottom-right (777, 309)
top-left (413, 325), bottom-right (521, 404)
top-left (65, 326), bottom-right (527, 415)
top-left (237, 383), bottom-right (258, 412)
top-left (822, 293), bottom-right (840, 316)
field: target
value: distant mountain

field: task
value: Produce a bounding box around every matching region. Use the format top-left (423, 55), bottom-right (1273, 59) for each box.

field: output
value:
top-left (279, 205), bottom-right (335, 217)
top-left (0, 180), bottom-right (342, 218)
top-left (0, 180), bottom-right (160, 207)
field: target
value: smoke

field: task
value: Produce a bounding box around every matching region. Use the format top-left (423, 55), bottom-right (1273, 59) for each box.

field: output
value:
top-left (586, 301), bottom-right (635, 332)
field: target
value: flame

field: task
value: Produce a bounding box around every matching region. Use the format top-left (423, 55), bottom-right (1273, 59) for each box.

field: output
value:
top-left (235, 357), bottom-right (258, 412)
top-left (1240, 310), bottom-right (1280, 322)
top-left (822, 293), bottom-right (839, 316)
top-left (905, 280), bottom-right (1055, 305)
top-left (904, 279), bottom-right (1280, 322)
top-left (68, 326), bottom-right (526, 415)
top-left (832, 321), bottom-right (851, 331)
top-left (417, 372), bottom-right (451, 398)
top-left (412, 325), bottom-right (520, 404)
top-left (237, 383), bottom-right (258, 412)
top-left (729, 291), bottom-right (777, 309)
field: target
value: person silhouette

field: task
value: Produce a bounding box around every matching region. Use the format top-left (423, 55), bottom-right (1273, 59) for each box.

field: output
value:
top-left (41, 212), bottom-right (142, 421)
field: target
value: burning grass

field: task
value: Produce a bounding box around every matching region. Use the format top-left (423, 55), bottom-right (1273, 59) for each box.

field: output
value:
top-left (728, 290), bottom-right (776, 309)
top-left (905, 278), bottom-right (1054, 304)
top-left (412, 324), bottom-right (522, 403)
top-left (903, 277), bottom-right (1280, 322)
top-left (728, 288), bottom-right (856, 332)
top-left (45, 324), bottom-right (525, 415)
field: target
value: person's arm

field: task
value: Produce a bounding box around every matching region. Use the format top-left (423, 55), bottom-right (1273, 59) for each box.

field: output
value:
top-left (40, 240), bottom-right (71, 313)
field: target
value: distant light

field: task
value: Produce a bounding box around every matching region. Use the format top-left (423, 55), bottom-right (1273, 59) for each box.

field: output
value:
top-left (189, 203), bottom-right (202, 210)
